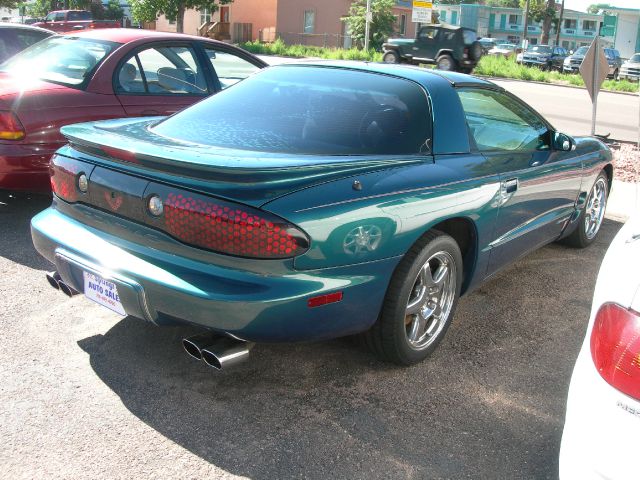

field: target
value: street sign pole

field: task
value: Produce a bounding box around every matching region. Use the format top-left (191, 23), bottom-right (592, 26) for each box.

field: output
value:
top-left (579, 35), bottom-right (608, 138)
top-left (364, 0), bottom-right (372, 51)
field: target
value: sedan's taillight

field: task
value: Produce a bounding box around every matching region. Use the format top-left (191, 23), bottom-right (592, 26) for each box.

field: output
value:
top-left (154, 189), bottom-right (309, 259)
top-left (591, 303), bottom-right (640, 400)
top-left (0, 111), bottom-right (25, 140)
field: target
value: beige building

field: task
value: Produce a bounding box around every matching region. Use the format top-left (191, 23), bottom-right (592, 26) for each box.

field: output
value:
top-left (155, 0), bottom-right (417, 47)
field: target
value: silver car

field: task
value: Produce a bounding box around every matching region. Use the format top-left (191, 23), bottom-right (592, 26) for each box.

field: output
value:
top-left (619, 53), bottom-right (640, 81)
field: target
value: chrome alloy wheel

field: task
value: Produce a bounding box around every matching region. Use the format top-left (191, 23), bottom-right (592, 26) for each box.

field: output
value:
top-left (585, 177), bottom-right (607, 240)
top-left (404, 251), bottom-right (456, 350)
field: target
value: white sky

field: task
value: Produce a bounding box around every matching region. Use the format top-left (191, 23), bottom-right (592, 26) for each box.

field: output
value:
top-left (563, 0), bottom-right (639, 13)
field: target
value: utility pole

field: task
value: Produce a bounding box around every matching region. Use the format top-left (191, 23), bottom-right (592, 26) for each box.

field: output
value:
top-left (556, 0), bottom-right (565, 46)
top-left (522, 0), bottom-right (530, 50)
top-left (364, 0), bottom-right (372, 51)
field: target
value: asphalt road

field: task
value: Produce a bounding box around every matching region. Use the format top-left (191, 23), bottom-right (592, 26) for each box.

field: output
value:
top-left (0, 193), bottom-right (622, 479)
top-left (259, 55), bottom-right (640, 143)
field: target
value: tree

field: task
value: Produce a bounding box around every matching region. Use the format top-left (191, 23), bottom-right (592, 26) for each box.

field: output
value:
top-left (342, 0), bottom-right (396, 51)
top-left (486, 0), bottom-right (520, 7)
top-left (104, 0), bottom-right (124, 20)
top-left (27, 0), bottom-right (49, 19)
top-left (520, 0), bottom-right (557, 44)
top-left (0, 0), bottom-right (17, 8)
top-left (130, 0), bottom-right (232, 33)
top-left (587, 3), bottom-right (613, 14)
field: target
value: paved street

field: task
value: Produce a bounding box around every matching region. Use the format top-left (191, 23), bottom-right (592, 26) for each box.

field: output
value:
top-left (0, 194), bottom-right (622, 478)
top-left (259, 55), bottom-right (640, 143)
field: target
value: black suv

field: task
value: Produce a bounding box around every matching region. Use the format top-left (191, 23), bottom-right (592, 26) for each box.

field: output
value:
top-left (519, 44), bottom-right (568, 70)
top-left (382, 24), bottom-right (483, 73)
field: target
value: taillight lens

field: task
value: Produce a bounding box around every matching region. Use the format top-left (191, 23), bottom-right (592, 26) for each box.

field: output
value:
top-left (0, 110), bottom-right (25, 140)
top-left (50, 155), bottom-right (91, 202)
top-left (591, 302), bottom-right (640, 400)
top-left (155, 189), bottom-right (309, 259)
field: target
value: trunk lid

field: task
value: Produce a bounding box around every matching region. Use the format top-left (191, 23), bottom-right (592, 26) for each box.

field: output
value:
top-left (60, 117), bottom-right (427, 207)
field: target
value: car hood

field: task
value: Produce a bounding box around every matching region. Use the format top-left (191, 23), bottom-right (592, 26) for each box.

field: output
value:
top-left (60, 117), bottom-right (427, 206)
top-left (524, 51), bottom-right (550, 57)
top-left (623, 61), bottom-right (640, 67)
top-left (0, 72), bottom-right (67, 99)
top-left (568, 55), bottom-right (585, 61)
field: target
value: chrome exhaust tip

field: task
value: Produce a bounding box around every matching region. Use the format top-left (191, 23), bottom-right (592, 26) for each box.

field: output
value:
top-left (58, 281), bottom-right (79, 297)
top-left (182, 332), bottom-right (221, 361)
top-left (45, 271), bottom-right (61, 290)
top-left (201, 338), bottom-right (253, 370)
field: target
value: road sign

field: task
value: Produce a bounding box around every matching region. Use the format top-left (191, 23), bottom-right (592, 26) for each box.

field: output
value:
top-left (579, 36), bottom-right (609, 135)
top-left (412, 0), bottom-right (432, 24)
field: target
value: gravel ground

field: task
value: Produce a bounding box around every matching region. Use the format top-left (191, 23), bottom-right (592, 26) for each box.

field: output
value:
top-left (612, 143), bottom-right (640, 183)
top-left (0, 193), bottom-right (623, 479)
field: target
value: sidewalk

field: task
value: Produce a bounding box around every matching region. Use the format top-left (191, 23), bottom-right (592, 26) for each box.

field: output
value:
top-left (607, 179), bottom-right (639, 222)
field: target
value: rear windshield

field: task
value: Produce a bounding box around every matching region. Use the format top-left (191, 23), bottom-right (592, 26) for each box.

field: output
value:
top-left (0, 36), bottom-right (118, 87)
top-left (152, 66), bottom-right (431, 156)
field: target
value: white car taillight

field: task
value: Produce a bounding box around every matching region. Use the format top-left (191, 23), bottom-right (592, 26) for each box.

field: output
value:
top-left (591, 303), bottom-right (640, 400)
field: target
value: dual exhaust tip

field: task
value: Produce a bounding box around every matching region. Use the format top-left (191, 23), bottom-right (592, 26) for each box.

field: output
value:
top-left (183, 332), bottom-right (253, 371)
top-left (46, 271), bottom-right (80, 297)
top-left (45, 271), bottom-right (250, 371)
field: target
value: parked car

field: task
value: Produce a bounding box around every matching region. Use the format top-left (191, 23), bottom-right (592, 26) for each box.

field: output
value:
top-left (382, 24), bottom-right (483, 73)
top-left (32, 10), bottom-right (119, 33)
top-left (520, 44), bottom-right (568, 70)
top-left (0, 24), bottom-right (53, 63)
top-left (560, 214), bottom-right (640, 479)
top-left (478, 37), bottom-right (502, 53)
top-left (563, 46), bottom-right (622, 79)
top-left (31, 63), bottom-right (613, 370)
top-left (488, 43), bottom-right (518, 58)
top-left (0, 28), bottom-right (267, 193)
top-left (618, 52), bottom-right (639, 81)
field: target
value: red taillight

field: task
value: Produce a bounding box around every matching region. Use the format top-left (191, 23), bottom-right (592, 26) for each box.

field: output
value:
top-left (159, 190), bottom-right (309, 259)
top-left (591, 303), bottom-right (640, 400)
top-left (0, 110), bottom-right (25, 140)
top-left (50, 161), bottom-right (78, 202)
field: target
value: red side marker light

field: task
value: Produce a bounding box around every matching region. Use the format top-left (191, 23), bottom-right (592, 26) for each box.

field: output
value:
top-left (307, 292), bottom-right (343, 308)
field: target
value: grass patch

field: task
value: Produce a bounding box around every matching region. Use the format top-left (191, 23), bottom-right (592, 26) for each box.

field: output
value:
top-left (474, 55), bottom-right (639, 93)
top-left (240, 38), bottom-right (383, 62)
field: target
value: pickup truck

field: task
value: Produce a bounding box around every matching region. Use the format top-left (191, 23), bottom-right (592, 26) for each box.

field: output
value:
top-left (32, 10), bottom-right (119, 33)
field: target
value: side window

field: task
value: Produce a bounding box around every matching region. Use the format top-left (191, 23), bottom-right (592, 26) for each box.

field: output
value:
top-left (204, 47), bottom-right (260, 89)
top-left (45, 13), bottom-right (56, 22)
top-left (54, 12), bottom-right (66, 21)
top-left (418, 27), bottom-right (437, 40)
top-left (457, 88), bottom-right (549, 152)
top-left (117, 46), bottom-right (207, 95)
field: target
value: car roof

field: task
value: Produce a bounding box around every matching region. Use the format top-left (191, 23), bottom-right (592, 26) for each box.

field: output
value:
top-left (0, 24), bottom-right (53, 34)
top-left (65, 28), bottom-right (210, 44)
top-left (270, 61), bottom-right (496, 89)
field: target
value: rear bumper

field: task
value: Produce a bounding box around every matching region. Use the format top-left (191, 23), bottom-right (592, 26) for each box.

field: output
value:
top-left (559, 344), bottom-right (640, 479)
top-left (0, 143), bottom-right (60, 192)
top-left (31, 206), bottom-right (399, 343)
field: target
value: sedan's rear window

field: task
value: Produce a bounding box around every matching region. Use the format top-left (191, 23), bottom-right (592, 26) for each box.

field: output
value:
top-left (152, 66), bottom-right (431, 155)
top-left (0, 36), bottom-right (118, 87)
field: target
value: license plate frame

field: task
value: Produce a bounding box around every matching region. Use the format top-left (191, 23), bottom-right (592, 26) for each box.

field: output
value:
top-left (83, 271), bottom-right (126, 316)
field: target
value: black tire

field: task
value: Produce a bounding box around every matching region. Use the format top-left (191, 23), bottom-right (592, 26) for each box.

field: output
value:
top-left (382, 50), bottom-right (400, 64)
top-left (362, 230), bottom-right (463, 365)
top-left (436, 54), bottom-right (455, 71)
top-left (562, 172), bottom-right (609, 248)
top-left (469, 40), bottom-right (483, 61)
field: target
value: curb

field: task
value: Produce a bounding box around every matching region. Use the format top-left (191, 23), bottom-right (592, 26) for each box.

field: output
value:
top-left (475, 74), bottom-right (640, 96)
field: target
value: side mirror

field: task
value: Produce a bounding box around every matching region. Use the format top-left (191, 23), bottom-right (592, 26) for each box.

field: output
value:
top-left (554, 132), bottom-right (575, 151)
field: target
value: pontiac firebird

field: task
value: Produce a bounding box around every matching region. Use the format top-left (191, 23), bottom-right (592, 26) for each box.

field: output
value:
top-left (31, 62), bottom-right (612, 368)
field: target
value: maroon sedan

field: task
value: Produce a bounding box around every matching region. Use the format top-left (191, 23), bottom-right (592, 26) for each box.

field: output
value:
top-left (0, 28), bottom-right (267, 192)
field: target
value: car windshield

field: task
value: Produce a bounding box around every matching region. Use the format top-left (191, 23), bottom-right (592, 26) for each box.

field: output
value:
top-left (527, 45), bottom-right (552, 54)
top-left (574, 46), bottom-right (588, 55)
top-left (630, 54), bottom-right (640, 63)
top-left (0, 36), bottom-right (118, 87)
top-left (152, 66), bottom-right (431, 156)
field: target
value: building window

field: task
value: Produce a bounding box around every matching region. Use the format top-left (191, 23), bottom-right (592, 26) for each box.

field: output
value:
top-left (507, 35), bottom-right (520, 43)
top-left (562, 40), bottom-right (569, 48)
top-left (200, 8), bottom-right (211, 25)
top-left (564, 19), bottom-right (577, 29)
top-left (440, 10), bottom-right (446, 22)
top-left (508, 14), bottom-right (520, 25)
top-left (303, 10), bottom-right (315, 34)
top-left (399, 14), bottom-right (406, 35)
top-left (583, 20), bottom-right (596, 31)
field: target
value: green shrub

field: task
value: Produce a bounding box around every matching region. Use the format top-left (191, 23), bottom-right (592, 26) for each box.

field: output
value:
top-left (239, 38), bottom-right (382, 62)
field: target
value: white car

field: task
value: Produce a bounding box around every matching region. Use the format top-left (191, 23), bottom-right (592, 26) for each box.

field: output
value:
top-left (560, 215), bottom-right (640, 479)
